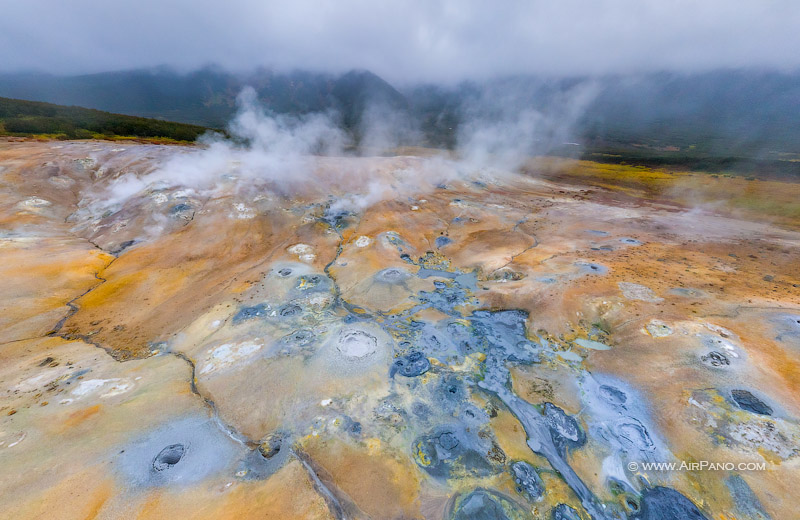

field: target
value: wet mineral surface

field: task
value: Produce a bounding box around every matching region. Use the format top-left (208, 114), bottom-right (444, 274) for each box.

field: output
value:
top-left (1, 139), bottom-right (799, 519)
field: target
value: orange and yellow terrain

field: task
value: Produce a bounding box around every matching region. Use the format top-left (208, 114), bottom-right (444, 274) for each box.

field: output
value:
top-left (1, 138), bottom-right (798, 519)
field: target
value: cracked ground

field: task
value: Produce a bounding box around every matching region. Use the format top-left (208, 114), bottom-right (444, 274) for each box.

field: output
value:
top-left (1, 139), bottom-right (799, 519)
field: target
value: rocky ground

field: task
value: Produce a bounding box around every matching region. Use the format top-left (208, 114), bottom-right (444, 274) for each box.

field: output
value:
top-left (1, 138), bottom-right (798, 519)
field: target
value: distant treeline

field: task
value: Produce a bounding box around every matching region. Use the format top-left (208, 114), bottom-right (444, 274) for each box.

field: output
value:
top-left (0, 97), bottom-right (209, 141)
top-left (569, 144), bottom-right (800, 179)
top-left (582, 153), bottom-right (799, 179)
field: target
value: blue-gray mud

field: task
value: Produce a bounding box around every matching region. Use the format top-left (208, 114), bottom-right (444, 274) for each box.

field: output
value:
top-left (447, 489), bottom-right (528, 520)
top-left (373, 247), bottom-right (623, 519)
top-left (116, 416), bottom-right (243, 487)
top-left (631, 486), bottom-right (709, 520)
top-left (302, 218), bottom-right (707, 520)
top-left (510, 460), bottom-right (544, 501)
top-left (478, 361), bottom-right (615, 519)
top-left (730, 389), bottom-right (773, 416)
top-left (725, 475), bottom-right (772, 520)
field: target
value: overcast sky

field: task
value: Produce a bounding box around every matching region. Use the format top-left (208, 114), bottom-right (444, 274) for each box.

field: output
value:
top-left (2, 0), bottom-right (799, 83)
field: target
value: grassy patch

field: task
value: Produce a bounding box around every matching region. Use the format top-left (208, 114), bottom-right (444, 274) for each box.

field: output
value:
top-left (527, 157), bottom-right (800, 227)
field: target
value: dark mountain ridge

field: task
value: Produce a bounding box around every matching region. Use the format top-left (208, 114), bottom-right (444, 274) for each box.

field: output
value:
top-left (1, 67), bottom-right (798, 174)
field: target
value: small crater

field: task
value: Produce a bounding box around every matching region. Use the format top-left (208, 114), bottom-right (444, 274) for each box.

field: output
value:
top-left (152, 444), bottom-right (185, 472)
top-left (437, 431), bottom-right (460, 450)
top-left (233, 304), bottom-right (268, 324)
top-left (258, 433), bottom-right (283, 460)
top-left (375, 267), bottom-right (411, 284)
top-left (616, 420), bottom-right (655, 452)
top-left (337, 329), bottom-right (378, 359)
top-left (701, 351), bottom-right (730, 367)
top-left (575, 261), bottom-right (608, 275)
top-left (552, 504), bottom-right (582, 520)
top-left (391, 351), bottom-right (430, 377)
top-left (599, 385), bottom-right (628, 406)
top-left (278, 304), bottom-right (302, 318)
top-left (169, 203), bottom-right (193, 216)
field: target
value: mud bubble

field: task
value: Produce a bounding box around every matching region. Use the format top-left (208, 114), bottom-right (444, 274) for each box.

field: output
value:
top-left (552, 504), bottom-right (582, 520)
top-left (390, 351), bottom-right (430, 378)
top-left (232, 303), bottom-right (268, 324)
top-left (615, 419), bottom-right (655, 452)
top-left (169, 203), bottom-right (193, 216)
top-left (336, 329), bottom-right (378, 359)
top-left (375, 267), bottom-right (411, 284)
top-left (575, 261), bottom-right (609, 275)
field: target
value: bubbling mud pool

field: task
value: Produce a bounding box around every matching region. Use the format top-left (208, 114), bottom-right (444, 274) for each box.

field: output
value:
top-left (1, 140), bottom-right (799, 519)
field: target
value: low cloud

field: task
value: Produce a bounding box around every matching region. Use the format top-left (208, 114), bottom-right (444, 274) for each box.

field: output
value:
top-left (2, 1), bottom-right (800, 82)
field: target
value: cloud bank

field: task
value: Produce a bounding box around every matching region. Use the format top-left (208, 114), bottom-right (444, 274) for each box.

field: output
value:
top-left (2, 1), bottom-right (800, 82)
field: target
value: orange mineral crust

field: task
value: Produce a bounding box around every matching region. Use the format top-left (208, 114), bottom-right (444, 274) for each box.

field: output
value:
top-left (1, 139), bottom-right (798, 519)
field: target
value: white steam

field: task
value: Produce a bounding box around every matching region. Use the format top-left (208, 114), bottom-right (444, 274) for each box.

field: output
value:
top-left (98, 83), bottom-right (596, 222)
top-left (106, 87), bottom-right (349, 205)
top-left (357, 101), bottom-right (422, 154)
top-left (456, 79), bottom-right (598, 171)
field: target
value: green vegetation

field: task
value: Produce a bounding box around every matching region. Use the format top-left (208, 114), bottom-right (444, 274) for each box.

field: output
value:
top-left (0, 97), bottom-right (210, 142)
top-left (574, 144), bottom-right (800, 180)
top-left (526, 157), bottom-right (800, 226)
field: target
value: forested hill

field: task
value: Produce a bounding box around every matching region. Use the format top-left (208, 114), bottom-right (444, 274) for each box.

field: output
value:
top-left (0, 97), bottom-right (209, 142)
